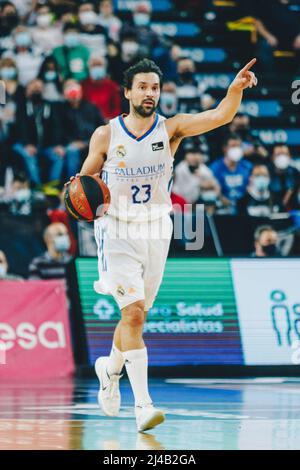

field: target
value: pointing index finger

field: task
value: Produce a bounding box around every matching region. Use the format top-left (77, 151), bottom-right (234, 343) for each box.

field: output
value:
top-left (241, 58), bottom-right (257, 72)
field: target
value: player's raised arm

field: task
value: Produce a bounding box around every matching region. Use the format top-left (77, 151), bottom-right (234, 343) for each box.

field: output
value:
top-left (80, 124), bottom-right (110, 175)
top-left (166, 58), bottom-right (258, 140)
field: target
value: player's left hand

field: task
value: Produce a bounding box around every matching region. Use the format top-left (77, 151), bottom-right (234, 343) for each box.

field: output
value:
top-left (230, 58), bottom-right (258, 91)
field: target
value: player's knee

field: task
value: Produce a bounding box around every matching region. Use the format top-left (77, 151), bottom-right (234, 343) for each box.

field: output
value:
top-left (121, 301), bottom-right (145, 328)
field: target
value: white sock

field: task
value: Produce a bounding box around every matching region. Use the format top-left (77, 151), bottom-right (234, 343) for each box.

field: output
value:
top-left (106, 343), bottom-right (124, 376)
top-left (123, 347), bottom-right (152, 407)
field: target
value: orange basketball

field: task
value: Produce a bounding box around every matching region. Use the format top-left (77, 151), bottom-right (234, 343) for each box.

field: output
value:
top-left (64, 174), bottom-right (110, 222)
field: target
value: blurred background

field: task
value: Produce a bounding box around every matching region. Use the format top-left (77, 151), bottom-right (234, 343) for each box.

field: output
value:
top-left (1, 0), bottom-right (300, 378)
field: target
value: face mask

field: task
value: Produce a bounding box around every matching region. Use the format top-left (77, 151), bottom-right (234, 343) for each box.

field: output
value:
top-left (30, 91), bottom-right (43, 103)
top-left (2, 13), bottom-right (18, 28)
top-left (122, 41), bottom-right (139, 57)
top-left (160, 92), bottom-right (176, 108)
top-left (44, 70), bottom-right (57, 82)
top-left (227, 146), bottom-right (243, 162)
top-left (54, 234), bottom-right (70, 253)
top-left (253, 175), bottom-right (270, 191)
top-left (180, 71), bottom-right (193, 82)
top-left (274, 154), bottom-right (290, 170)
top-left (15, 32), bottom-right (31, 47)
top-left (201, 191), bottom-right (217, 203)
top-left (133, 13), bottom-right (150, 26)
top-left (79, 11), bottom-right (98, 25)
top-left (65, 85), bottom-right (82, 101)
top-left (36, 13), bottom-right (52, 28)
top-left (1, 67), bottom-right (17, 80)
top-left (262, 243), bottom-right (278, 257)
top-left (188, 164), bottom-right (198, 174)
top-left (64, 33), bottom-right (79, 48)
top-left (90, 66), bottom-right (106, 80)
top-left (14, 188), bottom-right (31, 202)
top-left (0, 264), bottom-right (7, 278)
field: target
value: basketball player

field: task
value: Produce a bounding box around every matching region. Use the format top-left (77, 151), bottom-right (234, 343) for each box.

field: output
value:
top-left (71, 58), bottom-right (257, 432)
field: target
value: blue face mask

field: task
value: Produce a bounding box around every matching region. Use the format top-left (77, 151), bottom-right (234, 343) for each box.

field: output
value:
top-left (15, 32), bottom-right (31, 47)
top-left (1, 67), bottom-right (17, 80)
top-left (160, 92), bottom-right (176, 108)
top-left (90, 66), bottom-right (106, 80)
top-left (253, 175), bottom-right (270, 191)
top-left (64, 33), bottom-right (79, 48)
top-left (44, 70), bottom-right (57, 82)
top-left (133, 13), bottom-right (150, 26)
top-left (14, 188), bottom-right (31, 202)
top-left (54, 234), bottom-right (70, 253)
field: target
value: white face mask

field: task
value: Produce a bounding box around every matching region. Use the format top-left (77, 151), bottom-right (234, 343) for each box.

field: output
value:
top-left (36, 13), bottom-right (52, 28)
top-left (54, 234), bottom-right (70, 253)
top-left (14, 188), bottom-right (31, 202)
top-left (122, 41), bottom-right (139, 57)
top-left (0, 264), bottom-right (7, 278)
top-left (227, 146), bottom-right (243, 162)
top-left (79, 11), bottom-right (98, 25)
top-left (274, 154), bottom-right (290, 170)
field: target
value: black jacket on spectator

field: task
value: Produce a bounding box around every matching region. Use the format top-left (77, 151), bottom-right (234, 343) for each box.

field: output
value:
top-left (269, 165), bottom-right (300, 210)
top-left (60, 100), bottom-right (104, 144)
top-left (14, 100), bottom-right (64, 147)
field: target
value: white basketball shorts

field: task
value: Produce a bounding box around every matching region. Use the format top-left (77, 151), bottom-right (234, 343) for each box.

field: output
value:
top-left (94, 214), bottom-right (173, 311)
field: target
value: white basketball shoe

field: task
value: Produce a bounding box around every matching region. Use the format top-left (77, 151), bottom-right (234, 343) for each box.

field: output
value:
top-left (135, 403), bottom-right (165, 432)
top-left (95, 356), bottom-right (122, 417)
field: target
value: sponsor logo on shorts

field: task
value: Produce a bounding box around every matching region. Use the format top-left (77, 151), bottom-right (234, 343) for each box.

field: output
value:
top-left (128, 287), bottom-right (136, 295)
top-left (117, 285), bottom-right (125, 296)
top-left (152, 141), bottom-right (164, 151)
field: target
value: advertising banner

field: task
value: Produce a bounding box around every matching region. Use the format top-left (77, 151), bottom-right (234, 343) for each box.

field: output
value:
top-left (76, 258), bottom-right (243, 366)
top-left (0, 280), bottom-right (74, 378)
top-left (231, 259), bottom-right (300, 365)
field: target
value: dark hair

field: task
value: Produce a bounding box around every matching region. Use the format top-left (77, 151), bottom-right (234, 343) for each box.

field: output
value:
top-left (254, 225), bottom-right (276, 242)
top-left (63, 21), bottom-right (79, 32)
top-left (223, 133), bottom-right (242, 147)
top-left (123, 59), bottom-right (163, 90)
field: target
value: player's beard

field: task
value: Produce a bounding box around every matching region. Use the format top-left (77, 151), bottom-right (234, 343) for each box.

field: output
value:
top-left (133, 101), bottom-right (157, 117)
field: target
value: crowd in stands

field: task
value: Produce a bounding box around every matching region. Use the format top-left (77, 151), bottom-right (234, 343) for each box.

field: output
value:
top-left (0, 0), bottom-right (300, 277)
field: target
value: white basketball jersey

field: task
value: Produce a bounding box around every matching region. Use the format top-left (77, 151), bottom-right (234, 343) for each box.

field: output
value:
top-left (100, 113), bottom-right (174, 222)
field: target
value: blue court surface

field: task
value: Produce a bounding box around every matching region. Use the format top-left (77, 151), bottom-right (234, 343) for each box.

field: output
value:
top-left (1, 377), bottom-right (300, 450)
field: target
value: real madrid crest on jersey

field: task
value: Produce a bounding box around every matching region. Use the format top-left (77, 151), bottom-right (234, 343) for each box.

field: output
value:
top-left (116, 145), bottom-right (126, 158)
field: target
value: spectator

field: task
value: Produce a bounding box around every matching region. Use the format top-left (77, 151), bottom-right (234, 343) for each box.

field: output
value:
top-left (13, 78), bottom-right (64, 186)
top-left (82, 55), bottom-right (121, 122)
top-left (269, 144), bottom-right (300, 211)
top-left (28, 222), bottom-right (73, 280)
top-left (198, 178), bottom-right (222, 215)
top-left (5, 25), bottom-right (44, 86)
top-left (229, 113), bottom-right (268, 164)
top-left (45, 186), bottom-right (77, 256)
top-left (60, 79), bottom-right (104, 178)
top-left (242, 0), bottom-right (300, 71)
top-left (98, 0), bottom-right (122, 43)
top-left (176, 57), bottom-right (201, 114)
top-left (30, 3), bottom-right (63, 54)
top-left (78, 1), bottom-right (108, 56)
top-left (252, 225), bottom-right (280, 257)
top-left (237, 164), bottom-right (274, 217)
top-left (0, 57), bottom-right (25, 169)
top-left (38, 56), bottom-right (63, 102)
top-left (0, 249), bottom-right (23, 280)
top-left (0, 1), bottom-right (19, 54)
top-left (5, 171), bottom-right (46, 216)
top-left (109, 30), bottom-right (142, 85)
top-left (210, 134), bottom-right (253, 214)
top-left (53, 22), bottom-right (90, 82)
top-left (172, 148), bottom-right (219, 205)
top-left (159, 81), bottom-right (178, 117)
